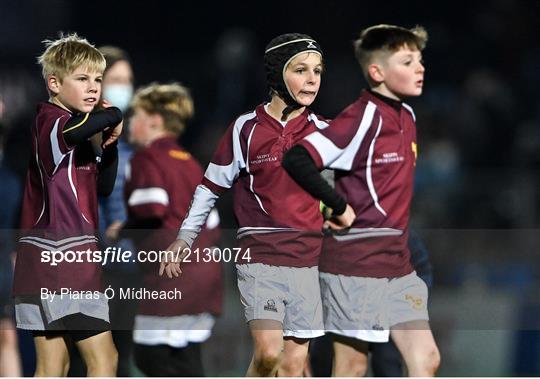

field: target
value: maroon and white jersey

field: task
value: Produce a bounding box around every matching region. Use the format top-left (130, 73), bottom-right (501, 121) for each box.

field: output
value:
top-left (299, 90), bottom-right (417, 278)
top-left (181, 104), bottom-right (329, 267)
top-left (13, 102), bottom-right (102, 295)
top-left (125, 136), bottom-right (222, 316)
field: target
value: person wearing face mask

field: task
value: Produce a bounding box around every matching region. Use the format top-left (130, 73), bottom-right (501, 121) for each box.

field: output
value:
top-left (97, 46), bottom-right (139, 377)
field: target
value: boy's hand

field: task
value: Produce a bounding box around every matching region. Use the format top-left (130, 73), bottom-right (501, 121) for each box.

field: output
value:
top-left (100, 99), bottom-right (123, 148)
top-left (159, 239), bottom-right (190, 278)
top-left (102, 122), bottom-right (123, 148)
top-left (323, 204), bottom-right (356, 232)
top-left (105, 220), bottom-right (123, 243)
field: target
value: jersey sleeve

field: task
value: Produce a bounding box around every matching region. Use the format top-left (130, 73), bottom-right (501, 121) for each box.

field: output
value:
top-left (298, 102), bottom-right (380, 171)
top-left (200, 120), bottom-right (245, 194)
top-left (125, 154), bottom-right (168, 219)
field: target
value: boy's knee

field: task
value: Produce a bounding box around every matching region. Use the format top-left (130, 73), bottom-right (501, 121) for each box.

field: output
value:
top-left (85, 346), bottom-right (118, 373)
top-left (253, 346), bottom-right (282, 375)
top-left (35, 358), bottom-right (70, 377)
top-left (279, 349), bottom-right (308, 376)
top-left (407, 346), bottom-right (440, 376)
top-left (425, 346), bottom-right (440, 375)
top-left (334, 353), bottom-right (367, 376)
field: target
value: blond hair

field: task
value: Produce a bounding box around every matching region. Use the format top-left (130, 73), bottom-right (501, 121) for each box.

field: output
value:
top-left (38, 33), bottom-right (106, 81)
top-left (354, 24), bottom-right (428, 81)
top-left (131, 83), bottom-right (194, 135)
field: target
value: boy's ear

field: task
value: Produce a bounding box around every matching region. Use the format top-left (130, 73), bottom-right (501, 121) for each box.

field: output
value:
top-left (150, 113), bottom-right (163, 130)
top-left (367, 63), bottom-right (384, 83)
top-left (47, 75), bottom-right (61, 95)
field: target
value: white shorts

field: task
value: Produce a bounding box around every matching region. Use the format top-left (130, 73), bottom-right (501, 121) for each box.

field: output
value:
top-left (15, 293), bottom-right (109, 331)
top-left (236, 263), bottom-right (324, 339)
top-left (320, 271), bottom-right (429, 342)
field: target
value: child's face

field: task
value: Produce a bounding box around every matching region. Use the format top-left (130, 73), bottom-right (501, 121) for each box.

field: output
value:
top-left (54, 66), bottom-right (103, 113)
top-left (128, 107), bottom-right (153, 147)
top-left (284, 52), bottom-right (322, 107)
top-left (380, 46), bottom-right (424, 99)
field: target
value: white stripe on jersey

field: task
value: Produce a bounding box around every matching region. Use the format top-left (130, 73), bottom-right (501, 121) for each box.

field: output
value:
top-left (328, 102), bottom-right (376, 171)
top-left (245, 123), bottom-right (269, 215)
top-left (128, 187), bottom-right (169, 206)
top-left (205, 161), bottom-right (236, 189)
top-left (402, 103), bottom-right (416, 121)
top-left (366, 115), bottom-right (387, 216)
top-left (308, 113), bottom-right (329, 130)
top-left (65, 149), bottom-right (91, 224)
top-left (20, 235), bottom-right (98, 251)
top-left (34, 135), bottom-right (46, 226)
top-left (237, 226), bottom-right (296, 239)
top-left (304, 101), bottom-right (376, 171)
top-left (67, 151), bottom-right (77, 201)
top-left (232, 111), bottom-right (256, 170)
top-left (204, 110), bottom-right (257, 189)
top-left (305, 132), bottom-right (343, 166)
top-left (331, 227), bottom-right (402, 241)
top-left (50, 117), bottom-right (67, 175)
top-left (20, 234), bottom-right (98, 246)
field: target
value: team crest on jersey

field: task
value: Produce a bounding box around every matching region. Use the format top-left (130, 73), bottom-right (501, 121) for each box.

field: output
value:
top-left (405, 294), bottom-right (424, 310)
top-left (169, 149), bottom-right (191, 160)
top-left (264, 299), bottom-right (278, 312)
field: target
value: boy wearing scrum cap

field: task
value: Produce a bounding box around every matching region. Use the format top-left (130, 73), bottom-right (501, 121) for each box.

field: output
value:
top-left (163, 33), bottom-right (329, 376)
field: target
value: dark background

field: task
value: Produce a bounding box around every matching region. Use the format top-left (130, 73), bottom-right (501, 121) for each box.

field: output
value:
top-left (2, 0), bottom-right (540, 375)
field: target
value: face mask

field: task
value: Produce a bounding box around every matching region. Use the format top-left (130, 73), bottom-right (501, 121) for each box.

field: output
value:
top-left (103, 84), bottom-right (133, 112)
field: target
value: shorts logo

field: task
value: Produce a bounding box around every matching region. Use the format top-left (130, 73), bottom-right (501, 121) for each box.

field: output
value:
top-left (372, 324), bottom-right (384, 331)
top-left (405, 294), bottom-right (424, 310)
top-left (264, 299), bottom-right (277, 312)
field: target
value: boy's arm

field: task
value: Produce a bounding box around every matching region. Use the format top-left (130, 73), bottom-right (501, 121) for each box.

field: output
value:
top-left (96, 141), bottom-right (118, 197)
top-left (177, 184), bottom-right (219, 247)
top-left (161, 184), bottom-right (219, 278)
top-left (161, 120), bottom-right (243, 278)
top-left (282, 145), bottom-right (346, 215)
top-left (63, 107), bottom-right (122, 146)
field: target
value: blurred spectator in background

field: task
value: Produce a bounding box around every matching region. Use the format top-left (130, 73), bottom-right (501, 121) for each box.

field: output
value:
top-left (0, 101), bottom-right (23, 377)
top-left (111, 82), bottom-right (222, 376)
top-left (98, 45), bottom-right (139, 377)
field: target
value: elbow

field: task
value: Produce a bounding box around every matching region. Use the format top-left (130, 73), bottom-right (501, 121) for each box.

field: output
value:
top-left (282, 151), bottom-right (294, 173)
top-left (97, 183), bottom-right (115, 197)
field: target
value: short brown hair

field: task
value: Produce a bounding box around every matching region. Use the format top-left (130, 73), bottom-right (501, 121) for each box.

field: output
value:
top-left (131, 83), bottom-right (194, 135)
top-left (38, 33), bottom-right (105, 81)
top-left (354, 24), bottom-right (428, 78)
top-left (98, 45), bottom-right (131, 73)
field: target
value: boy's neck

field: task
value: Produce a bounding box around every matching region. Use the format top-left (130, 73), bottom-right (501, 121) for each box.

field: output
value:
top-left (266, 96), bottom-right (305, 123)
top-left (370, 85), bottom-right (402, 102)
top-left (49, 97), bottom-right (72, 113)
top-left (145, 130), bottom-right (174, 146)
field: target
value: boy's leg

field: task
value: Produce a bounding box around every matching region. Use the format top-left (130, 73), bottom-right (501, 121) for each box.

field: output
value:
top-left (388, 272), bottom-right (439, 376)
top-left (279, 336), bottom-right (310, 376)
top-left (390, 320), bottom-right (440, 377)
top-left (33, 333), bottom-right (70, 377)
top-left (0, 319), bottom-right (22, 376)
top-left (75, 330), bottom-right (118, 376)
top-left (369, 340), bottom-right (404, 377)
top-left (247, 320), bottom-right (284, 377)
top-left (308, 335), bottom-right (333, 377)
top-left (332, 333), bottom-right (369, 377)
